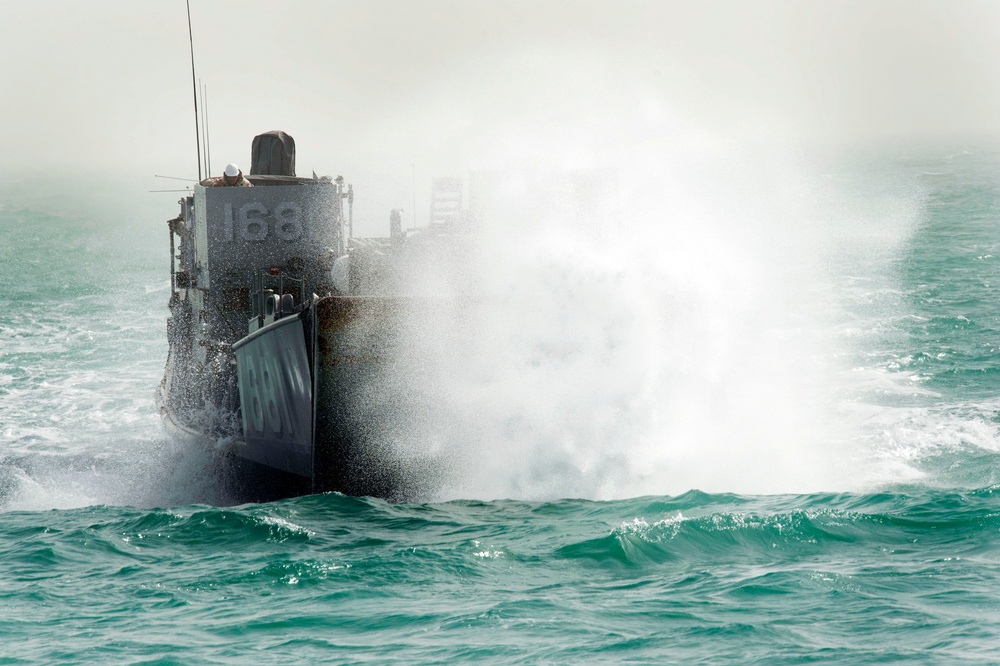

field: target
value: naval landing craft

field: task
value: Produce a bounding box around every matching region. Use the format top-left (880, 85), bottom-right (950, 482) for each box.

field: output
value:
top-left (156, 131), bottom-right (469, 501)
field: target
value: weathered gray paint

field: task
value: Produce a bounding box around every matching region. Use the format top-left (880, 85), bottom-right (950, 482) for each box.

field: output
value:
top-left (233, 314), bottom-right (314, 477)
top-left (194, 182), bottom-right (339, 343)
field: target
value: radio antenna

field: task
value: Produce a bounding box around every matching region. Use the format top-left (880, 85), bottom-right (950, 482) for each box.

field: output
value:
top-left (186, 0), bottom-right (202, 182)
top-left (203, 82), bottom-right (212, 177)
top-left (199, 79), bottom-right (206, 176)
top-left (155, 174), bottom-right (197, 182)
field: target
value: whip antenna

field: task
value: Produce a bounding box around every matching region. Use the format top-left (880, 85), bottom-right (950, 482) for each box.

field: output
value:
top-left (200, 79), bottom-right (211, 177)
top-left (199, 79), bottom-right (206, 176)
top-left (203, 82), bottom-right (212, 177)
top-left (186, 0), bottom-right (202, 182)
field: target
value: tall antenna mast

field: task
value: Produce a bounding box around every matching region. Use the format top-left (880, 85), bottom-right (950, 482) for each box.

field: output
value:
top-left (203, 82), bottom-right (212, 177)
top-left (186, 0), bottom-right (202, 182)
top-left (200, 79), bottom-right (207, 176)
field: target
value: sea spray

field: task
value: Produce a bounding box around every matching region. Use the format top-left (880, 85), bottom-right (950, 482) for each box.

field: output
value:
top-left (382, 147), bottom-right (928, 500)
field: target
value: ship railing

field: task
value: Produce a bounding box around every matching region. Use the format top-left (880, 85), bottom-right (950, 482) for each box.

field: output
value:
top-left (249, 269), bottom-right (308, 332)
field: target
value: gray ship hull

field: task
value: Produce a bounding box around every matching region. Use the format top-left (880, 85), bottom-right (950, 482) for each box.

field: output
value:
top-left (157, 133), bottom-right (464, 501)
top-left (232, 314), bottom-right (313, 478)
top-left (226, 295), bottom-right (413, 498)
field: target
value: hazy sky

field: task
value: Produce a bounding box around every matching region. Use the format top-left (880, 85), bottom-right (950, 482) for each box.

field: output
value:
top-left (3, 0), bottom-right (1000, 216)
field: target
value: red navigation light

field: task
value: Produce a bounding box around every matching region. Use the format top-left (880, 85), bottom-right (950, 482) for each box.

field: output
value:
top-left (269, 265), bottom-right (281, 276)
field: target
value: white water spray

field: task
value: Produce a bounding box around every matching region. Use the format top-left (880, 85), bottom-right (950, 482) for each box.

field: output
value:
top-left (382, 137), bottom-right (926, 501)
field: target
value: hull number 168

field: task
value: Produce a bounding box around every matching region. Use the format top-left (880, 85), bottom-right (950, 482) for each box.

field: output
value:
top-left (223, 202), bottom-right (303, 242)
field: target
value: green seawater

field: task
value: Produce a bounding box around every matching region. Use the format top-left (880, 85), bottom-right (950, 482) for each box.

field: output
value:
top-left (2, 149), bottom-right (1000, 663)
top-left (2, 490), bottom-right (998, 664)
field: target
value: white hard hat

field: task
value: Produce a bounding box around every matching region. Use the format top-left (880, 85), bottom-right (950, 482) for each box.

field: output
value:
top-left (224, 163), bottom-right (240, 178)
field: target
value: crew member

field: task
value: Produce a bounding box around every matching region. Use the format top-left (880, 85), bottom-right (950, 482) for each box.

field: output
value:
top-left (203, 163), bottom-right (253, 187)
